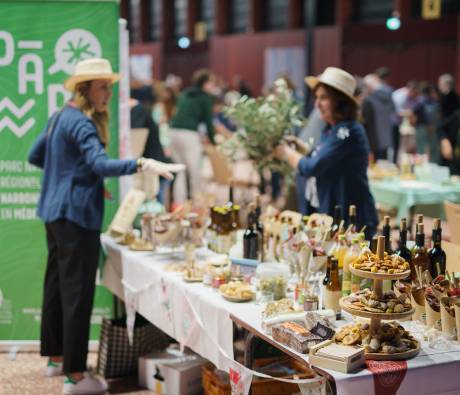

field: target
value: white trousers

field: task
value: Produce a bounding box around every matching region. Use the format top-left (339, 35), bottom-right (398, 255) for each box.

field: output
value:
top-left (170, 128), bottom-right (202, 203)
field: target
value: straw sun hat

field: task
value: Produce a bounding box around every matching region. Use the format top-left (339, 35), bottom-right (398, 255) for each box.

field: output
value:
top-left (64, 58), bottom-right (120, 92)
top-left (305, 67), bottom-right (358, 104)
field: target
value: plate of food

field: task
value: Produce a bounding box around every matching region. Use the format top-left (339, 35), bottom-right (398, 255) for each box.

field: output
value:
top-left (114, 232), bottom-right (135, 245)
top-left (183, 267), bottom-right (204, 283)
top-left (334, 322), bottom-right (419, 360)
top-left (350, 251), bottom-right (411, 279)
top-left (128, 238), bottom-right (154, 251)
top-left (220, 281), bottom-right (254, 302)
top-left (183, 276), bottom-right (203, 283)
top-left (340, 289), bottom-right (414, 319)
top-left (164, 262), bottom-right (188, 274)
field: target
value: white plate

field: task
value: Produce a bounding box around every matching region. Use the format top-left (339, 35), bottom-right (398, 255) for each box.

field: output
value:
top-left (154, 245), bottom-right (184, 255)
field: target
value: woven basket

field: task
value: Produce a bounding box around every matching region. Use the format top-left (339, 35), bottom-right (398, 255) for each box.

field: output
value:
top-left (202, 357), bottom-right (316, 395)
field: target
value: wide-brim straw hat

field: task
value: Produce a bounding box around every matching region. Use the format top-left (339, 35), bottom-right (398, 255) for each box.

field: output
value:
top-left (64, 58), bottom-right (120, 92)
top-left (305, 67), bottom-right (358, 105)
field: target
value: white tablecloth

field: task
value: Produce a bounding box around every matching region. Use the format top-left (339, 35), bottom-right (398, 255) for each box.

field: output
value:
top-left (101, 234), bottom-right (258, 371)
top-left (101, 234), bottom-right (460, 395)
top-left (232, 308), bottom-right (460, 395)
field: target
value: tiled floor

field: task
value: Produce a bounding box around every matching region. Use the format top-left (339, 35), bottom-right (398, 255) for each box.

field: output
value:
top-left (0, 352), bottom-right (154, 395)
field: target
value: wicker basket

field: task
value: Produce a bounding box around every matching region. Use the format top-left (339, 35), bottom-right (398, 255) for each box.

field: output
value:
top-left (202, 357), bottom-right (316, 395)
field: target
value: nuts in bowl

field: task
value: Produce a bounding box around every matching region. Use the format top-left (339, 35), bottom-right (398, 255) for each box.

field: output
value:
top-left (351, 251), bottom-right (410, 274)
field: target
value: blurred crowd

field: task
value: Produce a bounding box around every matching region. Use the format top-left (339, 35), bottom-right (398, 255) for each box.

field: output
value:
top-left (129, 70), bottom-right (256, 208)
top-left (356, 68), bottom-right (460, 175)
top-left (129, 66), bottom-right (460, 209)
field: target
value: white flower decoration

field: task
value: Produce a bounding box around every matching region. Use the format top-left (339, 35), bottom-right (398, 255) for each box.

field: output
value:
top-left (337, 127), bottom-right (350, 140)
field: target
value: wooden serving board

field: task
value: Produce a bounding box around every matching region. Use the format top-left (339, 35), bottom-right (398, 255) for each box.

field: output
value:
top-left (349, 266), bottom-right (411, 281)
top-left (365, 341), bottom-right (420, 361)
top-left (128, 242), bottom-right (154, 251)
top-left (221, 293), bottom-right (254, 303)
top-left (340, 298), bottom-right (415, 320)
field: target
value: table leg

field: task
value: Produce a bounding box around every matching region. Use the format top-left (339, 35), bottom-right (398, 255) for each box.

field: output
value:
top-left (243, 332), bottom-right (258, 369)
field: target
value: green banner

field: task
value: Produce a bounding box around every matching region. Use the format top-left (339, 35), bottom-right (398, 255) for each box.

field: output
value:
top-left (0, 0), bottom-right (120, 341)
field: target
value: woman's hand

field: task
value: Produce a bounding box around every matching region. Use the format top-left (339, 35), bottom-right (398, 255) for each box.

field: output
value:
top-left (441, 138), bottom-right (453, 160)
top-left (273, 143), bottom-right (303, 170)
top-left (283, 135), bottom-right (311, 155)
top-left (141, 158), bottom-right (185, 180)
top-left (273, 143), bottom-right (289, 160)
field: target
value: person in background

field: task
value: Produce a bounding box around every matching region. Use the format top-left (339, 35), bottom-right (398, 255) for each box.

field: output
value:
top-left (232, 74), bottom-right (253, 97)
top-left (375, 67), bottom-right (400, 162)
top-left (130, 85), bottom-right (170, 204)
top-left (28, 58), bottom-right (184, 395)
top-left (418, 83), bottom-right (441, 163)
top-left (273, 67), bottom-right (378, 239)
top-left (375, 66), bottom-right (393, 94)
top-left (153, 83), bottom-right (177, 160)
top-left (131, 85), bottom-right (166, 163)
top-left (362, 73), bottom-right (394, 161)
top-left (169, 69), bottom-right (217, 204)
top-left (399, 81), bottom-right (422, 155)
top-left (213, 97), bottom-right (237, 137)
top-left (165, 73), bottom-right (183, 97)
top-left (438, 73), bottom-right (460, 174)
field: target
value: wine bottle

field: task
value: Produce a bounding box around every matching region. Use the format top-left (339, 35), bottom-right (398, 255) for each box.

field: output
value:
top-left (395, 218), bottom-right (412, 264)
top-left (254, 195), bottom-right (264, 261)
top-left (243, 206), bottom-right (259, 260)
top-left (382, 215), bottom-right (393, 254)
top-left (331, 205), bottom-right (342, 237)
top-left (429, 218), bottom-right (446, 278)
top-left (411, 214), bottom-right (424, 253)
top-left (324, 258), bottom-right (342, 320)
top-left (344, 238), bottom-right (360, 295)
top-left (348, 205), bottom-right (357, 232)
top-left (411, 223), bottom-right (431, 281)
top-left (228, 179), bottom-right (234, 209)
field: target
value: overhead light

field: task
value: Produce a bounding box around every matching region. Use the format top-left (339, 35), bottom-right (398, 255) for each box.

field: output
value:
top-left (386, 11), bottom-right (401, 31)
top-left (177, 37), bottom-right (190, 49)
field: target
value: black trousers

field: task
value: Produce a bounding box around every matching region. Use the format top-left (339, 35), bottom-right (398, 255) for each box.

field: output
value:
top-left (40, 219), bottom-right (100, 374)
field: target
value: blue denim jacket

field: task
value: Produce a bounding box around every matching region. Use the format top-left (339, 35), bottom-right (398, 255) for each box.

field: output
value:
top-left (297, 120), bottom-right (378, 237)
top-left (28, 105), bottom-right (137, 230)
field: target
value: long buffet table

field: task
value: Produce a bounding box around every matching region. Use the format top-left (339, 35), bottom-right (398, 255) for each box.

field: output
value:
top-left (101, 234), bottom-right (460, 395)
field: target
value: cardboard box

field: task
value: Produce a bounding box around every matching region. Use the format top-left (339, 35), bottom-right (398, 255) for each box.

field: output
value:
top-left (138, 348), bottom-right (207, 395)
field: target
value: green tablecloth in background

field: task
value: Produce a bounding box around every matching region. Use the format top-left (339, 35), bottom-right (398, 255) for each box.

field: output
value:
top-left (369, 178), bottom-right (460, 222)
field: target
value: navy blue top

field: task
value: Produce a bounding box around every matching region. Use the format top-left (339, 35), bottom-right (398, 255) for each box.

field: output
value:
top-left (28, 105), bottom-right (138, 230)
top-left (297, 120), bottom-right (378, 236)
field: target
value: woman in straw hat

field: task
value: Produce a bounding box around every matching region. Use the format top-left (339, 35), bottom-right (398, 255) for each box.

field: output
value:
top-left (28, 58), bottom-right (184, 394)
top-left (274, 67), bottom-right (378, 238)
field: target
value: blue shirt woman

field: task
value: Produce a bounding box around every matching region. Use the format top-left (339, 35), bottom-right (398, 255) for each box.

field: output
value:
top-left (29, 105), bottom-right (137, 230)
top-left (275, 67), bottom-right (378, 237)
top-left (27, 58), bottom-right (184, 393)
top-left (297, 120), bottom-right (378, 236)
